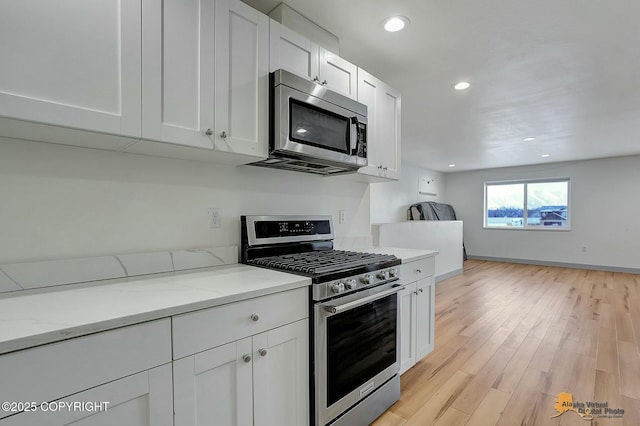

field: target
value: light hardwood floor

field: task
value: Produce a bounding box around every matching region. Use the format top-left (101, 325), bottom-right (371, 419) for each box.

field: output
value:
top-left (373, 260), bottom-right (640, 426)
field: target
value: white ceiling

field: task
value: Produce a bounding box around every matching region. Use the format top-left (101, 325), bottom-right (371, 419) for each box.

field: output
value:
top-left (243, 0), bottom-right (640, 172)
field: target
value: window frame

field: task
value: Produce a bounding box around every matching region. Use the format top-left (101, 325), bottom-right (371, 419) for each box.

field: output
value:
top-left (483, 177), bottom-right (571, 231)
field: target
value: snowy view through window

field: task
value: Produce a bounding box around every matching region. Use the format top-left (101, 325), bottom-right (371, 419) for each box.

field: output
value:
top-left (485, 179), bottom-right (569, 228)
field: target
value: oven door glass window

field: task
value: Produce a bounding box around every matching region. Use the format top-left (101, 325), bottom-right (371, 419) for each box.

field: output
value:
top-left (326, 294), bottom-right (397, 405)
top-left (289, 99), bottom-right (351, 153)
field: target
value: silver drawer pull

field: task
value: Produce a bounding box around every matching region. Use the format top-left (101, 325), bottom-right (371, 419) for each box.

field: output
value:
top-left (220, 130), bottom-right (227, 139)
top-left (415, 268), bottom-right (422, 274)
top-left (250, 314), bottom-right (260, 322)
top-left (242, 354), bottom-right (252, 363)
top-left (418, 288), bottom-right (424, 293)
top-left (258, 348), bottom-right (267, 357)
top-left (205, 128), bottom-right (213, 136)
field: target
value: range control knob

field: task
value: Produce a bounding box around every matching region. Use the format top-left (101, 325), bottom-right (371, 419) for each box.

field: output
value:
top-left (377, 270), bottom-right (390, 280)
top-left (330, 282), bottom-right (345, 294)
top-left (361, 274), bottom-right (372, 285)
top-left (345, 279), bottom-right (357, 290)
top-left (389, 268), bottom-right (398, 278)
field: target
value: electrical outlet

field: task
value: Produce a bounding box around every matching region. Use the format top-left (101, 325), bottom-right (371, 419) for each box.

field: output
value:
top-left (208, 208), bottom-right (221, 228)
top-left (339, 210), bottom-right (346, 224)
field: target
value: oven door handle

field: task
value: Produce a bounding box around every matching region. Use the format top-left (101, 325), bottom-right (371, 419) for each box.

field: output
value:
top-left (322, 285), bottom-right (405, 314)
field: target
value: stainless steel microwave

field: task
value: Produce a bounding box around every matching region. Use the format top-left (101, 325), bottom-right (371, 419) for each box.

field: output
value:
top-left (250, 69), bottom-right (367, 175)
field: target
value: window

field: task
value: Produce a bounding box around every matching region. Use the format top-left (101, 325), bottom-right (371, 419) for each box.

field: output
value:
top-left (484, 178), bottom-right (570, 229)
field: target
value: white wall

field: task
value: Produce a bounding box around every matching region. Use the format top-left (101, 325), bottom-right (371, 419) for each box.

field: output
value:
top-left (0, 138), bottom-right (371, 264)
top-left (444, 155), bottom-right (640, 270)
top-left (370, 162), bottom-right (444, 224)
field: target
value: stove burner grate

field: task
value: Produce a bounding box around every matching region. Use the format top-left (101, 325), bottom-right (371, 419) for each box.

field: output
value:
top-left (248, 250), bottom-right (397, 275)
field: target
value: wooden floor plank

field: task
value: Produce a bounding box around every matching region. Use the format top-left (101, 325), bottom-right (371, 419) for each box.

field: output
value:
top-left (618, 341), bottom-right (640, 399)
top-left (464, 388), bottom-right (511, 426)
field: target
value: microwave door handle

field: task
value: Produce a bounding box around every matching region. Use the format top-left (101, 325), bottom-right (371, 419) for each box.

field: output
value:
top-left (350, 117), bottom-right (359, 154)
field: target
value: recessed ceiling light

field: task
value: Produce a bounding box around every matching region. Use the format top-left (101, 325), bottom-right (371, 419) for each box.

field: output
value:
top-left (384, 16), bottom-right (409, 32)
top-left (523, 137), bottom-right (536, 142)
top-left (454, 81), bottom-right (470, 90)
top-left (448, 164), bottom-right (456, 168)
top-left (541, 154), bottom-right (550, 158)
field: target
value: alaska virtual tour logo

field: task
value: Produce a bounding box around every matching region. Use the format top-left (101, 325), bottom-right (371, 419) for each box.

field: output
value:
top-left (550, 392), bottom-right (624, 420)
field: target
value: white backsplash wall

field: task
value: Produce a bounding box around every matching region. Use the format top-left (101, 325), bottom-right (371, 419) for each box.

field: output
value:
top-left (0, 138), bottom-right (371, 264)
top-left (444, 155), bottom-right (640, 270)
top-left (370, 162), bottom-right (445, 224)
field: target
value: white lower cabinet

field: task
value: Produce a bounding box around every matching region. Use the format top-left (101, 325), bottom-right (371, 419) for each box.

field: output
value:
top-left (0, 319), bottom-right (173, 424)
top-left (172, 287), bottom-right (310, 426)
top-left (174, 319), bottom-right (308, 426)
top-left (0, 288), bottom-right (310, 426)
top-left (2, 364), bottom-right (173, 426)
top-left (399, 257), bottom-right (435, 374)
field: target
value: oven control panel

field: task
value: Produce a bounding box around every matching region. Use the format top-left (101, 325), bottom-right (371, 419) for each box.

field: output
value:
top-left (314, 268), bottom-right (401, 301)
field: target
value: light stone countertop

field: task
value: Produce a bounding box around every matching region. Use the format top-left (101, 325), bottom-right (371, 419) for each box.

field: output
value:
top-left (0, 264), bottom-right (310, 355)
top-left (357, 246), bottom-right (439, 263)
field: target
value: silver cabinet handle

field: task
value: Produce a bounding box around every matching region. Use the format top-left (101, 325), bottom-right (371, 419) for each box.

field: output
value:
top-left (418, 288), bottom-right (424, 293)
top-left (205, 129), bottom-right (213, 136)
top-left (313, 76), bottom-right (320, 83)
top-left (382, 166), bottom-right (388, 171)
top-left (258, 348), bottom-right (267, 357)
top-left (243, 354), bottom-right (252, 363)
top-left (416, 268), bottom-right (422, 274)
top-left (220, 131), bottom-right (227, 139)
top-left (322, 80), bottom-right (328, 85)
top-left (413, 291), bottom-right (419, 295)
top-left (250, 313), bottom-right (259, 322)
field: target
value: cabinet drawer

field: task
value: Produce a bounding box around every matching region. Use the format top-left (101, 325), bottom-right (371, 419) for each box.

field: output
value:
top-left (401, 256), bottom-right (435, 283)
top-left (0, 319), bottom-right (171, 419)
top-left (172, 287), bottom-right (308, 359)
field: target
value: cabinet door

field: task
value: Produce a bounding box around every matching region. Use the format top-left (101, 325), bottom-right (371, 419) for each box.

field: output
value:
top-left (2, 364), bottom-right (172, 426)
top-left (142, 0), bottom-right (214, 149)
top-left (354, 69), bottom-right (402, 182)
top-left (253, 319), bottom-right (309, 426)
top-left (376, 81), bottom-right (402, 180)
top-left (214, 0), bottom-right (269, 158)
top-left (319, 48), bottom-right (357, 100)
top-left (398, 283), bottom-right (417, 375)
top-left (357, 69), bottom-right (381, 172)
top-left (415, 276), bottom-right (435, 360)
top-left (269, 20), bottom-right (319, 80)
top-left (0, 0), bottom-right (141, 138)
top-left (174, 338), bottom-right (253, 426)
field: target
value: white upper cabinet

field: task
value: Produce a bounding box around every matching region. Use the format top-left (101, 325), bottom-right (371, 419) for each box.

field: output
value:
top-left (0, 0), bottom-right (141, 139)
top-left (355, 68), bottom-right (401, 181)
top-left (214, 0), bottom-right (269, 158)
top-left (141, 0), bottom-right (215, 149)
top-left (318, 48), bottom-right (358, 100)
top-left (136, 0), bottom-right (268, 161)
top-left (269, 21), bottom-right (319, 81)
top-left (270, 21), bottom-right (357, 100)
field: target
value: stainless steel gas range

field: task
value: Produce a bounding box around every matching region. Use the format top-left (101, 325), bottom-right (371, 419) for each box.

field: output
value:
top-left (241, 215), bottom-right (403, 426)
